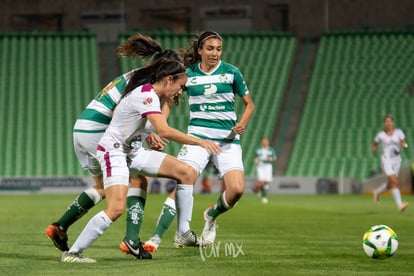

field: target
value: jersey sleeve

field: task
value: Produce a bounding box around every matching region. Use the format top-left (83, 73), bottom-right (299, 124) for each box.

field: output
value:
top-left (397, 129), bottom-right (406, 140)
top-left (374, 132), bottom-right (381, 143)
top-left (233, 68), bottom-right (249, 97)
top-left (135, 92), bottom-right (162, 118)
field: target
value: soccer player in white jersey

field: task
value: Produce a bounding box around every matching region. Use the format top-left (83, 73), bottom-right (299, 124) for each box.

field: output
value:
top-left (143, 31), bottom-right (255, 252)
top-left (371, 115), bottom-right (409, 212)
top-left (46, 34), bottom-right (179, 253)
top-left (254, 137), bottom-right (277, 204)
top-left (61, 55), bottom-right (221, 263)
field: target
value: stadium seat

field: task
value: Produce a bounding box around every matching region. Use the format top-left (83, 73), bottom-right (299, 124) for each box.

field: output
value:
top-left (0, 32), bottom-right (100, 176)
top-left (286, 31), bottom-right (414, 180)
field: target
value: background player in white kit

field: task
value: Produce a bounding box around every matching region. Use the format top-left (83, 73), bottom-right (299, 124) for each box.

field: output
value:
top-left (371, 115), bottom-right (409, 212)
top-left (254, 136), bottom-right (277, 204)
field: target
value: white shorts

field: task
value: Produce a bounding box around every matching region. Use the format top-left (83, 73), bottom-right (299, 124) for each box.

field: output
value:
top-left (97, 146), bottom-right (167, 189)
top-left (177, 142), bottom-right (244, 177)
top-left (129, 147), bottom-right (167, 177)
top-left (73, 132), bottom-right (103, 176)
top-left (381, 158), bottom-right (401, 176)
top-left (257, 163), bottom-right (273, 182)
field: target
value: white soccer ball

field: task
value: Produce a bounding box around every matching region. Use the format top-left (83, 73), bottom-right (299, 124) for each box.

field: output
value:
top-left (362, 225), bottom-right (398, 259)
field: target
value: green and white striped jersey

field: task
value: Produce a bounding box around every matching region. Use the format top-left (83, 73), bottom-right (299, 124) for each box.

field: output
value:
top-left (185, 61), bottom-right (249, 144)
top-left (256, 146), bottom-right (277, 165)
top-left (73, 70), bottom-right (135, 133)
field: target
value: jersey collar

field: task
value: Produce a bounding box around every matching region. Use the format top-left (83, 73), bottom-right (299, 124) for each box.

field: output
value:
top-left (198, 60), bottom-right (222, 75)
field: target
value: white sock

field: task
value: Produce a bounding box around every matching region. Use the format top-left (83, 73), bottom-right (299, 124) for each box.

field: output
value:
top-left (84, 187), bottom-right (103, 204)
top-left (391, 188), bottom-right (403, 207)
top-left (376, 183), bottom-right (387, 194)
top-left (69, 211), bottom-right (112, 253)
top-left (175, 184), bottom-right (193, 235)
top-left (164, 197), bottom-right (176, 210)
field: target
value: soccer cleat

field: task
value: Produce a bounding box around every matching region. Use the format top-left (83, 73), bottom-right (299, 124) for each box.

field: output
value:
top-left (45, 223), bottom-right (69, 251)
top-left (200, 208), bottom-right (217, 246)
top-left (61, 251), bottom-right (96, 263)
top-left (399, 202), bottom-right (409, 212)
top-left (143, 235), bottom-right (161, 253)
top-left (373, 191), bottom-right (380, 205)
top-left (119, 238), bottom-right (152, 259)
top-left (173, 230), bottom-right (199, 248)
top-left (261, 197), bottom-right (269, 204)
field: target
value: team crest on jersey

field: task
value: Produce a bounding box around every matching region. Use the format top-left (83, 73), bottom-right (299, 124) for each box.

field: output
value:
top-left (178, 145), bottom-right (188, 157)
top-left (143, 97), bottom-right (153, 105)
top-left (204, 84), bottom-right (217, 98)
top-left (97, 78), bottom-right (122, 101)
top-left (219, 74), bottom-right (229, 83)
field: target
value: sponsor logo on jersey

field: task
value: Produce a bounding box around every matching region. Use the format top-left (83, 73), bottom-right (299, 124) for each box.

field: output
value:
top-left (200, 104), bottom-right (225, 112)
top-left (204, 84), bottom-right (217, 98)
top-left (143, 97), bottom-right (153, 105)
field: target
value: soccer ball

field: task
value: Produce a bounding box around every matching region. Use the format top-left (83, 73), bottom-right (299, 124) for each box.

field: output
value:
top-left (362, 225), bottom-right (398, 259)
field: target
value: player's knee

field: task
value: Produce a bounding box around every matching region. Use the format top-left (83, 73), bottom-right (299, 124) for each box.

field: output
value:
top-left (175, 165), bottom-right (197, 184)
top-left (106, 206), bottom-right (124, 221)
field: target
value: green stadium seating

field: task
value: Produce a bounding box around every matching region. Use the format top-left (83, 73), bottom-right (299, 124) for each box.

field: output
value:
top-left (287, 32), bottom-right (414, 180)
top-left (0, 32), bottom-right (100, 177)
top-left (119, 32), bottom-right (296, 176)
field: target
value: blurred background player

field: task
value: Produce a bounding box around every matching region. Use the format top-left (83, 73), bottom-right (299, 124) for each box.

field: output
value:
top-left (254, 136), bottom-right (277, 204)
top-left (371, 115), bottom-right (409, 212)
top-left (144, 30), bottom-right (255, 252)
top-left (45, 34), bottom-right (178, 252)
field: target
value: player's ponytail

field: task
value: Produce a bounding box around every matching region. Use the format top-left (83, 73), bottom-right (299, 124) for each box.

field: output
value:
top-left (181, 31), bottom-right (222, 67)
top-left (117, 33), bottom-right (163, 58)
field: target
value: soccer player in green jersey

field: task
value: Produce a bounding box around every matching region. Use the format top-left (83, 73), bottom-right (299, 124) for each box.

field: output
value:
top-left (46, 34), bottom-right (179, 254)
top-left (254, 136), bottom-right (277, 204)
top-left (144, 31), bottom-right (254, 252)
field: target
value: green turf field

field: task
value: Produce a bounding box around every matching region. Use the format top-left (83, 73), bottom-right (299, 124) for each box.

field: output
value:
top-left (0, 193), bottom-right (413, 275)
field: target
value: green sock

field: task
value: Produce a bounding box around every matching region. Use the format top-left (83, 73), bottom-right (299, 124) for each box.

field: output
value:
top-left (207, 192), bottom-right (231, 219)
top-left (153, 200), bottom-right (176, 238)
top-left (261, 185), bottom-right (268, 198)
top-left (56, 191), bottom-right (96, 230)
top-left (125, 193), bottom-right (146, 245)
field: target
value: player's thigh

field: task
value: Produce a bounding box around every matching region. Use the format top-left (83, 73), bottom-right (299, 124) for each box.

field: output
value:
top-left (264, 165), bottom-right (273, 182)
top-left (382, 160), bottom-right (394, 176)
top-left (177, 144), bottom-right (211, 175)
top-left (257, 165), bottom-right (266, 181)
top-left (215, 143), bottom-right (244, 177)
top-left (392, 161), bottom-right (401, 176)
top-left (129, 175), bottom-right (149, 190)
top-left (157, 155), bottom-right (198, 184)
top-left (96, 149), bottom-right (129, 188)
top-left (73, 132), bottom-right (103, 176)
top-left (129, 147), bottom-right (167, 177)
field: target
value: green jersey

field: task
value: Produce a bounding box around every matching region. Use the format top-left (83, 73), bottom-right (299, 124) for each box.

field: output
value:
top-left (73, 70), bottom-right (135, 133)
top-left (256, 146), bottom-right (277, 165)
top-left (185, 61), bottom-right (249, 144)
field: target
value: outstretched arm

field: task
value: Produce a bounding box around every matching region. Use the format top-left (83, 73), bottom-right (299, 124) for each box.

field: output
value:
top-left (371, 141), bottom-right (378, 153)
top-left (147, 113), bottom-right (221, 154)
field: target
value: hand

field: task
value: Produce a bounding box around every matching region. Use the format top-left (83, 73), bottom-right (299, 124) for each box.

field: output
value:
top-left (146, 133), bottom-right (169, 151)
top-left (232, 122), bottom-right (246, 135)
top-left (199, 140), bottom-right (222, 155)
